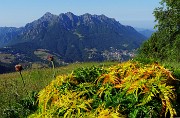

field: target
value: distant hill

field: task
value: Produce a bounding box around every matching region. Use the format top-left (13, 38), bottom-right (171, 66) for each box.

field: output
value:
top-left (0, 12), bottom-right (146, 73)
top-left (0, 27), bottom-right (22, 47)
top-left (135, 28), bottom-right (155, 38)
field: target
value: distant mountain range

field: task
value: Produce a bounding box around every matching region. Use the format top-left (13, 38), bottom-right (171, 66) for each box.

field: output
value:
top-left (0, 27), bottom-right (23, 47)
top-left (135, 27), bottom-right (155, 38)
top-left (0, 12), bottom-right (146, 73)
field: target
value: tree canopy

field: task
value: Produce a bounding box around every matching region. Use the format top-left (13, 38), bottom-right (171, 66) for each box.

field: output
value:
top-left (139, 0), bottom-right (180, 62)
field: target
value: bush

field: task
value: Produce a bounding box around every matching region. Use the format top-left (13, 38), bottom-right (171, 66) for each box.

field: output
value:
top-left (73, 66), bottom-right (107, 83)
top-left (29, 62), bottom-right (178, 118)
top-left (3, 91), bottom-right (38, 118)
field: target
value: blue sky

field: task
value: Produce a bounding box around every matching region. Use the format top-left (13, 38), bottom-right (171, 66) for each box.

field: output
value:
top-left (0, 0), bottom-right (161, 29)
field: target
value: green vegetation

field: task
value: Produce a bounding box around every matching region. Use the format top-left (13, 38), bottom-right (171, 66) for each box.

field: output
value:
top-left (137, 1), bottom-right (180, 116)
top-left (0, 61), bottom-right (118, 118)
top-left (139, 0), bottom-right (180, 62)
top-left (1, 60), bottom-right (179, 118)
top-left (1, 1), bottom-right (180, 118)
top-left (29, 61), bottom-right (178, 118)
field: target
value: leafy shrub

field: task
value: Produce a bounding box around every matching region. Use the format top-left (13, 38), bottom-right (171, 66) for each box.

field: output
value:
top-left (29, 62), bottom-right (178, 118)
top-left (160, 62), bottom-right (180, 116)
top-left (133, 56), bottom-right (155, 65)
top-left (3, 91), bottom-right (38, 118)
top-left (172, 69), bottom-right (180, 116)
top-left (73, 66), bottom-right (107, 83)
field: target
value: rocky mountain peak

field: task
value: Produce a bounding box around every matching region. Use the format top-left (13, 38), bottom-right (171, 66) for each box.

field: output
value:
top-left (65, 12), bottom-right (76, 20)
top-left (40, 12), bottom-right (58, 21)
top-left (81, 13), bottom-right (93, 20)
top-left (59, 12), bottom-right (78, 23)
top-left (25, 12), bottom-right (58, 29)
top-left (44, 12), bottom-right (53, 17)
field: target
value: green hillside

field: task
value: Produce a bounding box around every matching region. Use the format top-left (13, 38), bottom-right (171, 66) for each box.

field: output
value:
top-left (0, 61), bottom-right (118, 118)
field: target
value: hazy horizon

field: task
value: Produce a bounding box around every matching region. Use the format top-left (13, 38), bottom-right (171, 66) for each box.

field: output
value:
top-left (0, 0), bottom-right (161, 29)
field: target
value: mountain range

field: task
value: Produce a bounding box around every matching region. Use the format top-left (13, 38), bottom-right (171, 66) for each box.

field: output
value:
top-left (0, 12), bottom-right (146, 73)
top-left (135, 27), bottom-right (155, 38)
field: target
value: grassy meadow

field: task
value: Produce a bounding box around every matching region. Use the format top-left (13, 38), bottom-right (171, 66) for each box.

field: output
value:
top-left (0, 60), bottom-right (180, 118)
top-left (28, 60), bottom-right (180, 118)
top-left (0, 61), bottom-right (118, 118)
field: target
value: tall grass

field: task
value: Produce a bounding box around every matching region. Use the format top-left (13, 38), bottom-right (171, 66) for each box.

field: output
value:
top-left (0, 61), bottom-right (118, 118)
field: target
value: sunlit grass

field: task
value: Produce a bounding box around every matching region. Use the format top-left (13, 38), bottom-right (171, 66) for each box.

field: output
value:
top-left (29, 61), bottom-right (177, 118)
top-left (0, 61), bottom-right (118, 117)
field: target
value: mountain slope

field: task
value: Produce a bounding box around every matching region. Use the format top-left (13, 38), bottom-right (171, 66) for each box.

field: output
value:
top-left (0, 12), bottom-right (146, 69)
top-left (9, 12), bottom-right (145, 50)
top-left (135, 28), bottom-right (155, 38)
top-left (0, 27), bottom-right (22, 47)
